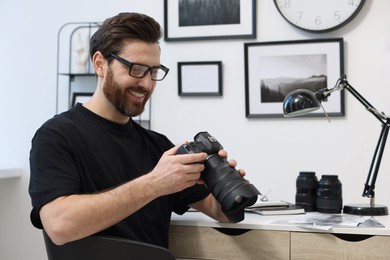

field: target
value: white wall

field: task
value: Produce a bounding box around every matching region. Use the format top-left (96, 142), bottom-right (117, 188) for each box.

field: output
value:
top-left (1, 0), bottom-right (389, 259)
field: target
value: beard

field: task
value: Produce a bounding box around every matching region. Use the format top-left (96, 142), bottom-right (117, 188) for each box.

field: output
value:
top-left (103, 67), bottom-right (152, 117)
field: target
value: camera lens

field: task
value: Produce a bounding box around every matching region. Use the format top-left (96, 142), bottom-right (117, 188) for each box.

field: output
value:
top-left (317, 175), bottom-right (343, 213)
top-left (295, 171), bottom-right (318, 212)
top-left (176, 131), bottom-right (260, 223)
top-left (202, 154), bottom-right (260, 222)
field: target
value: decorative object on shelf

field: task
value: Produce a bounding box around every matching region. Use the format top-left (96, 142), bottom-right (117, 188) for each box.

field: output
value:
top-left (73, 30), bottom-right (91, 74)
top-left (283, 74), bottom-right (389, 216)
top-left (178, 61), bottom-right (222, 96)
top-left (244, 38), bottom-right (344, 118)
top-left (164, 0), bottom-right (256, 41)
top-left (274, 0), bottom-right (366, 33)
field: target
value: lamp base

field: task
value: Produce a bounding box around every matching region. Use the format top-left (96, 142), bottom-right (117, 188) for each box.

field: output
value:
top-left (343, 204), bottom-right (388, 216)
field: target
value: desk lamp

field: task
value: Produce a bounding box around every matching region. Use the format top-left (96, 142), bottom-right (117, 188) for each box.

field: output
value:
top-left (282, 74), bottom-right (389, 215)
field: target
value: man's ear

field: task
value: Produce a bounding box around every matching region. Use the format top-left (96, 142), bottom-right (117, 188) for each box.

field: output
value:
top-left (92, 51), bottom-right (106, 77)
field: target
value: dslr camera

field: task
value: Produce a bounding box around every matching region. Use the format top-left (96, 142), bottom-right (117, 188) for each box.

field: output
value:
top-left (176, 131), bottom-right (260, 222)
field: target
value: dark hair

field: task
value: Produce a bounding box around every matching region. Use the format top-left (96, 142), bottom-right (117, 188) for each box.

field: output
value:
top-left (90, 12), bottom-right (163, 62)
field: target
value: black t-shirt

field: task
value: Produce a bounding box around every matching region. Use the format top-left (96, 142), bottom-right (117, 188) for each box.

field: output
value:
top-left (29, 103), bottom-right (210, 248)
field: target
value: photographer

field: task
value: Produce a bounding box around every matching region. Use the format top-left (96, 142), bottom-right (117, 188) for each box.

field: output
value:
top-left (28, 12), bottom-right (245, 249)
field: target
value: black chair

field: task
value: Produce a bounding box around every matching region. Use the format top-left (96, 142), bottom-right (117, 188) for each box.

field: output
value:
top-left (43, 231), bottom-right (176, 260)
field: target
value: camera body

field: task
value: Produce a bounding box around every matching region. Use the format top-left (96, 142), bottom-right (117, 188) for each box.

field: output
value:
top-left (176, 132), bottom-right (260, 222)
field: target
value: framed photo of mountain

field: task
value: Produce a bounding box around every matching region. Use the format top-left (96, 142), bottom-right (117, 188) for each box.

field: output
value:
top-left (244, 38), bottom-right (345, 118)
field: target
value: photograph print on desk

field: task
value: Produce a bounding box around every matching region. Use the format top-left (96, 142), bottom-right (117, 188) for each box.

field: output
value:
top-left (271, 213), bottom-right (375, 230)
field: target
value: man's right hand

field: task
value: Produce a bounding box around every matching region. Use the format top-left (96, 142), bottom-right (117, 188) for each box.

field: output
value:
top-left (148, 145), bottom-right (208, 196)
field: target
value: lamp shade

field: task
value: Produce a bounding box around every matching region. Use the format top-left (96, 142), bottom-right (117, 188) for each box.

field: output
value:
top-left (283, 89), bottom-right (321, 117)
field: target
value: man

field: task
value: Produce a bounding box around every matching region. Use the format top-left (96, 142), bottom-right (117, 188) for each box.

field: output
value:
top-left (29, 12), bottom-right (244, 249)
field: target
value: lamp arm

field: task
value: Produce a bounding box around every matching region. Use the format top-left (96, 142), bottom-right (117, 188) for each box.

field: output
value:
top-left (333, 75), bottom-right (390, 200)
top-left (363, 121), bottom-right (390, 199)
top-left (339, 76), bottom-right (388, 123)
top-left (319, 75), bottom-right (390, 201)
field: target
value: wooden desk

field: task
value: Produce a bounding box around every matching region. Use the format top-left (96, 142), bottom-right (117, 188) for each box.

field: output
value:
top-left (169, 212), bottom-right (390, 260)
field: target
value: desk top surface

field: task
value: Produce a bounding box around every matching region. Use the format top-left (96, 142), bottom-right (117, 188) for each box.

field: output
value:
top-left (171, 211), bottom-right (390, 236)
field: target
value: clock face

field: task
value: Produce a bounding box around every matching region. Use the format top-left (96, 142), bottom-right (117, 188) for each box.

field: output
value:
top-left (274, 0), bottom-right (366, 33)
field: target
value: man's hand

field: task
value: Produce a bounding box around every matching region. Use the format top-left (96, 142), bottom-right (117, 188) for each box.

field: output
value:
top-left (148, 145), bottom-right (208, 196)
top-left (217, 149), bottom-right (246, 177)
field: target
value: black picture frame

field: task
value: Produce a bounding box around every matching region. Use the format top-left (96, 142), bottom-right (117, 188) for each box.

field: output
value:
top-left (178, 61), bottom-right (222, 96)
top-left (71, 92), bottom-right (93, 107)
top-left (164, 0), bottom-right (256, 41)
top-left (244, 38), bottom-right (345, 118)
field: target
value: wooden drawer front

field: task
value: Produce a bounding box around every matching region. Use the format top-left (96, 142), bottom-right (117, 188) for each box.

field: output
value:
top-left (291, 232), bottom-right (390, 260)
top-left (169, 226), bottom-right (290, 260)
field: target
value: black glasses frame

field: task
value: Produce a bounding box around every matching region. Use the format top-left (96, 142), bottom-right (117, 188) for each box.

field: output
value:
top-left (110, 53), bottom-right (169, 81)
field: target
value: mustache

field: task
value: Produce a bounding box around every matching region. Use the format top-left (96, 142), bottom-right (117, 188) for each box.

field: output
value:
top-left (125, 86), bottom-right (149, 94)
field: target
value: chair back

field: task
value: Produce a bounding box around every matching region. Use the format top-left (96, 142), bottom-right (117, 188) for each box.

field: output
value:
top-left (43, 231), bottom-right (176, 260)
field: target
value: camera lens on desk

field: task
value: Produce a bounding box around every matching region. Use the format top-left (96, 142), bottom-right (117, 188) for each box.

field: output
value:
top-left (295, 171), bottom-right (318, 212)
top-left (317, 175), bottom-right (343, 213)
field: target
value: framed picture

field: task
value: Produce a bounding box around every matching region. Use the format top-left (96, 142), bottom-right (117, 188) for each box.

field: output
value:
top-left (178, 61), bottom-right (222, 96)
top-left (72, 92), bottom-right (93, 106)
top-left (164, 0), bottom-right (256, 41)
top-left (244, 38), bottom-right (345, 118)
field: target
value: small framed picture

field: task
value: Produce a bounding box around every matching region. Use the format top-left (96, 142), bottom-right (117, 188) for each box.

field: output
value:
top-left (164, 0), bottom-right (256, 41)
top-left (244, 38), bottom-right (345, 118)
top-left (72, 92), bottom-right (93, 106)
top-left (178, 61), bottom-right (222, 96)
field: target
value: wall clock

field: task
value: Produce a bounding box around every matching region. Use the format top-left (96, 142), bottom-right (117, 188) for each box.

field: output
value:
top-left (274, 0), bottom-right (366, 33)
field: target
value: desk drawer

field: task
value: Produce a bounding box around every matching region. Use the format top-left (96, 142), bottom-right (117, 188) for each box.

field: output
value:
top-left (169, 225), bottom-right (290, 260)
top-left (291, 232), bottom-right (390, 260)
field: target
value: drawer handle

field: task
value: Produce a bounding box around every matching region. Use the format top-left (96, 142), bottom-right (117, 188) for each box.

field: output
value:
top-left (214, 228), bottom-right (251, 236)
top-left (334, 233), bottom-right (373, 242)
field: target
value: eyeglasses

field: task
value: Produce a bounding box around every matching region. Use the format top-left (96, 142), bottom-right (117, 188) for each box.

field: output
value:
top-left (110, 53), bottom-right (169, 81)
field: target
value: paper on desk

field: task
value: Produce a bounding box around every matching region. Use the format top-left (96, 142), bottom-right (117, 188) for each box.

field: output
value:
top-left (271, 212), bottom-right (372, 230)
top-left (359, 217), bottom-right (385, 228)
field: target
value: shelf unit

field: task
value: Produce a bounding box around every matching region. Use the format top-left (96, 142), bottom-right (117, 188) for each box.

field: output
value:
top-left (56, 22), bottom-right (151, 129)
